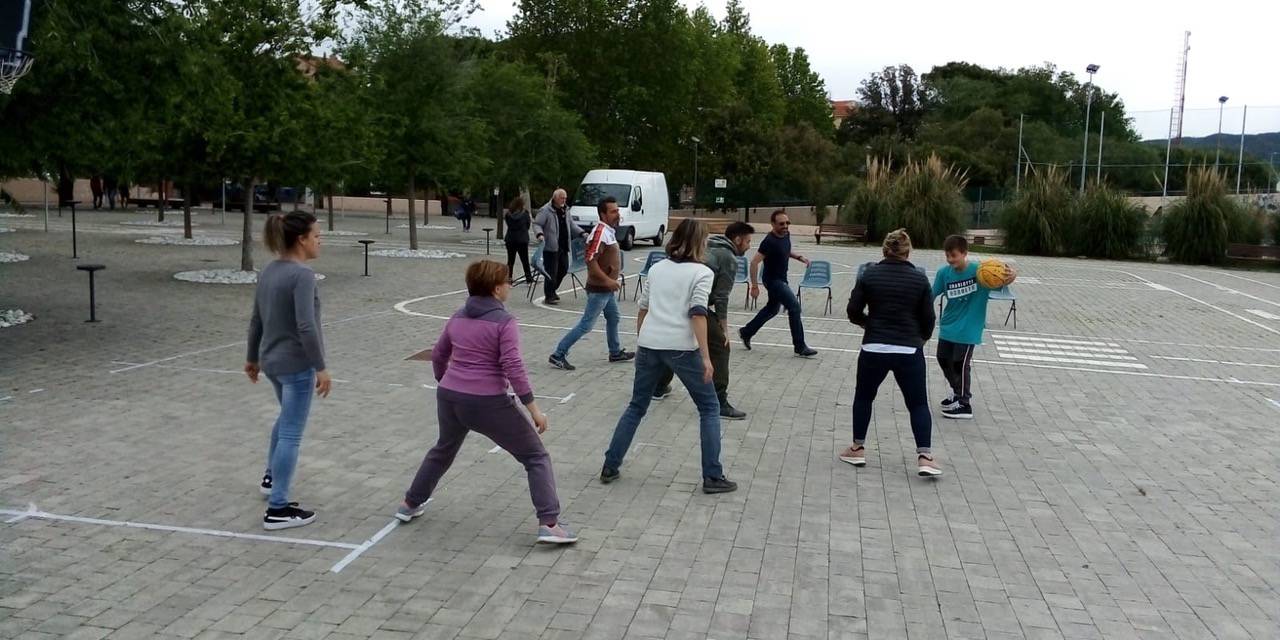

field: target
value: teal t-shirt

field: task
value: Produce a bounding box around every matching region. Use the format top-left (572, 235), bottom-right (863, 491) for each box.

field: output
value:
top-left (932, 262), bottom-right (991, 345)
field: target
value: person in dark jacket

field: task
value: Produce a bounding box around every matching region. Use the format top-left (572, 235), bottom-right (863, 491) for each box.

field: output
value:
top-left (838, 228), bottom-right (942, 477)
top-left (503, 196), bottom-right (533, 284)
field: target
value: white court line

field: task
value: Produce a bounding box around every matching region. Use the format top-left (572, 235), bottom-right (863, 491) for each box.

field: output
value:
top-left (991, 334), bottom-right (1120, 348)
top-left (29, 389), bottom-right (44, 394)
top-left (973, 358), bottom-right (1280, 388)
top-left (419, 384), bottom-right (570, 404)
top-left (995, 346), bottom-right (1137, 361)
top-left (1169, 273), bottom-right (1280, 309)
top-left (1269, 399), bottom-right (1280, 411)
top-left (995, 353), bottom-right (1148, 369)
top-left (1150, 355), bottom-right (1280, 369)
top-left (329, 518), bottom-right (402, 573)
top-left (392, 288), bottom-right (472, 316)
top-left (994, 341), bottom-right (1131, 355)
top-left (1085, 267), bottom-right (1280, 338)
top-left (1216, 272), bottom-right (1280, 291)
top-left (0, 396), bottom-right (12, 403)
top-left (1245, 309), bottom-right (1280, 321)
top-left (0, 504), bottom-right (359, 550)
top-left (992, 329), bottom-right (1280, 353)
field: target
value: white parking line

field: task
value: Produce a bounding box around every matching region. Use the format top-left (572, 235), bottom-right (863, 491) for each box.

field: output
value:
top-left (1150, 355), bottom-right (1280, 369)
top-left (995, 353), bottom-right (1148, 369)
top-left (329, 518), bottom-right (401, 573)
top-left (995, 346), bottom-right (1138, 361)
top-left (973, 359), bottom-right (1280, 388)
top-left (991, 334), bottom-right (1120, 348)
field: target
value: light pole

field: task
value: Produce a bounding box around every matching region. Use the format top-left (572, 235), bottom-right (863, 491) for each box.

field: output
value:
top-left (691, 136), bottom-right (700, 215)
top-left (1079, 64), bottom-right (1099, 194)
top-left (1215, 96), bottom-right (1228, 169)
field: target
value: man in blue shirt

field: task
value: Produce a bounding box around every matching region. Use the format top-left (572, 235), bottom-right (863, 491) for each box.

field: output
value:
top-left (931, 235), bottom-right (1016, 419)
top-left (739, 210), bottom-right (818, 357)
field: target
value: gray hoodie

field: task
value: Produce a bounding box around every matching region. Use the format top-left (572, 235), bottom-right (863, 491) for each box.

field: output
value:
top-left (705, 234), bottom-right (742, 318)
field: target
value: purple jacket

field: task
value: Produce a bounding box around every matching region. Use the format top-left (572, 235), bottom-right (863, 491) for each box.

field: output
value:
top-left (432, 296), bottom-right (535, 403)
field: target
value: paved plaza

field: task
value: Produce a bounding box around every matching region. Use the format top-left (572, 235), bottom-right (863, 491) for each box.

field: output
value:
top-left (1, 208), bottom-right (1278, 640)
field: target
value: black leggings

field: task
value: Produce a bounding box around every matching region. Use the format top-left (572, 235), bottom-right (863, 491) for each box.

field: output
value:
top-left (506, 242), bottom-right (531, 282)
top-left (851, 349), bottom-right (932, 453)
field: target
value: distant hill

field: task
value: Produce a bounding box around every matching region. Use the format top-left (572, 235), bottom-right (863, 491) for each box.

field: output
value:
top-left (1145, 131), bottom-right (1280, 162)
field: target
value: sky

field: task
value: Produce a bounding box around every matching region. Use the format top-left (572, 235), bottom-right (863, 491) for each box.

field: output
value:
top-left (465, 0), bottom-right (1280, 140)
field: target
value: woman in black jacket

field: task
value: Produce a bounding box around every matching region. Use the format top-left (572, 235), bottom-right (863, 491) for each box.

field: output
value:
top-left (839, 228), bottom-right (942, 477)
top-left (503, 196), bottom-right (533, 284)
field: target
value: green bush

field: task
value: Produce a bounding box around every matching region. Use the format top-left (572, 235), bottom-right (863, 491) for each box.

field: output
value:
top-left (1227, 204), bottom-right (1266, 245)
top-left (1000, 166), bottom-right (1072, 255)
top-left (841, 156), bottom-right (895, 243)
top-left (1161, 169), bottom-right (1234, 265)
top-left (1271, 212), bottom-right (1280, 245)
top-left (1070, 186), bottom-right (1148, 259)
top-left (888, 154), bottom-right (968, 249)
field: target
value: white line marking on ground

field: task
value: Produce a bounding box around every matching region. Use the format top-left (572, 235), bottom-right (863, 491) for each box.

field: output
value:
top-left (995, 346), bottom-right (1138, 360)
top-left (28, 389), bottom-right (44, 394)
top-left (330, 518), bottom-right (402, 573)
top-left (995, 353), bottom-right (1149, 369)
top-left (1216, 272), bottom-right (1280, 291)
top-left (0, 396), bottom-right (12, 402)
top-left (993, 341), bottom-right (1131, 354)
top-left (1269, 399), bottom-right (1280, 411)
top-left (1245, 309), bottom-right (1280, 321)
top-left (1099, 268), bottom-right (1280, 337)
top-left (3, 504), bottom-right (36, 523)
top-left (109, 341), bottom-right (243, 374)
top-left (991, 334), bottom-right (1121, 348)
top-left (1150, 355), bottom-right (1280, 369)
top-left (0, 505), bottom-right (360, 550)
top-left (559, 393), bottom-right (576, 405)
top-left (1169, 273), bottom-right (1280, 309)
top-left (973, 359), bottom-right (1280, 388)
top-left (392, 288), bottom-right (471, 316)
top-left (993, 329), bottom-right (1280, 353)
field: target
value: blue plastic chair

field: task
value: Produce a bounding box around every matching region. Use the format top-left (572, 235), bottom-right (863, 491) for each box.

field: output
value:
top-left (735, 256), bottom-right (756, 309)
top-left (632, 251), bottom-right (667, 301)
top-left (566, 236), bottom-right (588, 298)
top-left (526, 246), bottom-right (556, 302)
top-left (796, 260), bottom-right (834, 315)
top-left (988, 285), bottom-right (1018, 328)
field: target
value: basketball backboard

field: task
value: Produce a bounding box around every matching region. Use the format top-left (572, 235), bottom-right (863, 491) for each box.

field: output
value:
top-left (0, 0), bottom-right (37, 94)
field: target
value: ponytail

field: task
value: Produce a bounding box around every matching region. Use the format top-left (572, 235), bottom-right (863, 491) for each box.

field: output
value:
top-left (263, 211), bottom-right (317, 255)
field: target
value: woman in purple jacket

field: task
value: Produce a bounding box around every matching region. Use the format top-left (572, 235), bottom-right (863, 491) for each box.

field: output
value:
top-left (395, 260), bottom-right (577, 544)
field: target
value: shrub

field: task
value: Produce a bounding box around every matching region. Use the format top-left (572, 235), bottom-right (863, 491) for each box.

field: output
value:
top-left (1227, 204), bottom-right (1266, 245)
top-left (1070, 186), bottom-right (1148, 259)
top-left (888, 154), bottom-right (968, 249)
top-left (1161, 168), bottom-right (1234, 265)
top-left (841, 156), bottom-right (895, 243)
top-left (1000, 166), bottom-right (1072, 255)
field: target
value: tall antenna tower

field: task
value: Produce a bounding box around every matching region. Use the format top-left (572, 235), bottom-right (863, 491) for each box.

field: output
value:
top-left (1167, 31), bottom-right (1191, 146)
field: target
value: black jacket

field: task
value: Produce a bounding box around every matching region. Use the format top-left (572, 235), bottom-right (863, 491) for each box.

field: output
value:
top-left (847, 258), bottom-right (936, 348)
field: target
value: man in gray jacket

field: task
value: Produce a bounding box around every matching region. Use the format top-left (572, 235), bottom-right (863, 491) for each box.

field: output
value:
top-left (533, 189), bottom-right (584, 305)
top-left (653, 221), bottom-right (755, 419)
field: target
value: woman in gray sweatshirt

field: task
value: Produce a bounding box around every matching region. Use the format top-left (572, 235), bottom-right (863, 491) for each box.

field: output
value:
top-left (246, 211), bottom-right (330, 531)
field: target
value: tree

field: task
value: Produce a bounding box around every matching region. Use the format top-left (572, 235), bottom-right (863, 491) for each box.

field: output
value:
top-left (770, 45), bottom-right (832, 134)
top-left (839, 65), bottom-right (928, 145)
top-left (303, 59), bottom-right (379, 232)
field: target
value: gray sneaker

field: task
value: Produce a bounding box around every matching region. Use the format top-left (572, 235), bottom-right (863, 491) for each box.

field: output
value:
top-left (395, 501), bottom-right (427, 523)
top-left (537, 522), bottom-right (579, 544)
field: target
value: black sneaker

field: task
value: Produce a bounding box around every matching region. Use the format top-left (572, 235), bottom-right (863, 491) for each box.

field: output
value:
top-left (259, 474), bottom-right (272, 497)
top-left (720, 404), bottom-right (747, 420)
top-left (652, 385), bottom-right (672, 400)
top-left (600, 466), bottom-right (620, 484)
top-left (941, 404), bottom-right (973, 420)
top-left (940, 395), bottom-right (959, 409)
top-left (702, 476), bottom-right (738, 494)
top-left (263, 503), bottom-right (316, 531)
top-left (609, 350), bottom-right (636, 363)
top-left (738, 328), bottom-right (752, 351)
top-left (795, 347), bottom-right (818, 358)
top-left (545, 298), bottom-right (560, 306)
top-left (548, 354), bottom-right (575, 371)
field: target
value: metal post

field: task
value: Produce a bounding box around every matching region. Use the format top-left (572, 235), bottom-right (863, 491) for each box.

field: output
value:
top-left (1162, 108), bottom-right (1174, 200)
top-left (221, 179), bottom-right (226, 226)
top-left (692, 140), bottom-right (699, 216)
top-left (1015, 114), bottom-right (1024, 192)
top-left (42, 177), bottom-right (48, 232)
top-left (71, 202), bottom-right (78, 259)
top-left (1079, 72), bottom-right (1094, 194)
top-left (1236, 105), bottom-right (1247, 194)
top-left (359, 240), bottom-right (374, 277)
top-left (1096, 111), bottom-right (1105, 185)
top-left (1215, 99), bottom-right (1226, 168)
top-left (87, 270), bottom-right (97, 322)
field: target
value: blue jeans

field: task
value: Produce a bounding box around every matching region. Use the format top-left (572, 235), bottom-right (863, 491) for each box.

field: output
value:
top-left (742, 279), bottom-right (808, 351)
top-left (264, 369), bottom-right (315, 509)
top-left (851, 350), bottom-right (932, 453)
top-left (554, 291), bottom-right (622, 358)
top-left (604, 348), bottom-right (724, 478)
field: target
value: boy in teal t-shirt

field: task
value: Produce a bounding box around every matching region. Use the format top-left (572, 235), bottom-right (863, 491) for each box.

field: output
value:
top-left (931, 235), bottom-right (1015, 419)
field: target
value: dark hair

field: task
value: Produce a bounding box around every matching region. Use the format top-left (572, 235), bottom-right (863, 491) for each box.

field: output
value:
top-left (263, 211), bottom-right (317, 254)
top-left (770, 209), bottom-right (789, 223)
top-left (507, 196), bottom-right (525, 212)
top-left (666, 218), bottom-right (708, 263)
top-left (466, 260), bottom-right (510, 296)
top-left (943, 234), bottom-right (968, 253)
top-left (597, 196), bottom-right (618, 215)
top-left (724, 221), bottom-right (755, 240)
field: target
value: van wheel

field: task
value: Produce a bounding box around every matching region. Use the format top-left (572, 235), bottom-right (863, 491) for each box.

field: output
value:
top-left (620, 227), bottom-right (635, 251)
top-left (652, 225), bottom-right (665, 246)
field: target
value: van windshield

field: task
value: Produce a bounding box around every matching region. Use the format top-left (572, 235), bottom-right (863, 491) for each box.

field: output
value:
top-left (573, 183), bottom-right (631, 208)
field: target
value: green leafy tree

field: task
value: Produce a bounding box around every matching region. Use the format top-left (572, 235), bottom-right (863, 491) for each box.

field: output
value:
top-left (770, 44), bottom-right (832, 134)
top-left (304, 59), bottom-right (380, 232)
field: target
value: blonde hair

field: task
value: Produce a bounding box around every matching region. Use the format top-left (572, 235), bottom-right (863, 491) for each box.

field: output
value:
top-left (666, 218), bottom-right (708, 263)
top-left (882, 228), bottom-right (912, 259)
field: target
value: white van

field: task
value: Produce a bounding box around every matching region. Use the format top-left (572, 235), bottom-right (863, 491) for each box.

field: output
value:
top-left (569, 169), bottom-right (669, 250)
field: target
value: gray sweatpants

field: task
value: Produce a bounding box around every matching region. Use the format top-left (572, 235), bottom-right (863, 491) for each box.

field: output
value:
top-left (405, 388), bottom-right (560, 525)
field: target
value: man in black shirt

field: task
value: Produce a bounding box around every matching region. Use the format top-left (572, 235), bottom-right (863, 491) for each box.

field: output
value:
top-left (740, 210), bottom-right (817, 357)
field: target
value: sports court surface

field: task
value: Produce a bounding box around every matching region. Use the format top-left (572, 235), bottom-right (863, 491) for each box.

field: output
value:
top-left (2, 210), bottom-right (1277, 639)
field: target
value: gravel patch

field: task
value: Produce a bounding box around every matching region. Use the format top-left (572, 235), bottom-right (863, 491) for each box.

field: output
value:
top-left (323, 230), bottom-right (368, 236)
top-left (136, 236), bottom-right (239, 246)
top-left (396, 224), bottom-right (457, 230)
top-left (0, 309), bottom-right (35, 328)
top-left (173, 269), bottom-right (326, 284)
top-left (368, 248), bottom-right (467, 259)
top-left (0, 251), bottom-right (31, 263)
top-left (0, 213), bottom-right (34, 218)
top-left (121, 220), bottom-right (199, 228)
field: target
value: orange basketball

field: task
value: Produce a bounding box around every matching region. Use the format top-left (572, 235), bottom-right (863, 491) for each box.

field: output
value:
top-left (977, 259), bottom-right (1008, 289)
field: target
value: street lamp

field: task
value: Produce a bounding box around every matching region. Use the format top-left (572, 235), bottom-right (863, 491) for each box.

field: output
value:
top-left (1079, 63), bottom-right (1100, 193)
top-left (1215, 96), bottom-right (1229, 168)
top-left (691, 136), bottom-right (701, 214)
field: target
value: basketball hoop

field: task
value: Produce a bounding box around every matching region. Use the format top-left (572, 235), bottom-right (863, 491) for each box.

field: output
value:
top-left (0, 47), bottom-right (34, 95)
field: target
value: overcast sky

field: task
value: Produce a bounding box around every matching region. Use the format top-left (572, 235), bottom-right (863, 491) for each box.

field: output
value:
top-left (466, 0), bottom-right (1279, 140)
